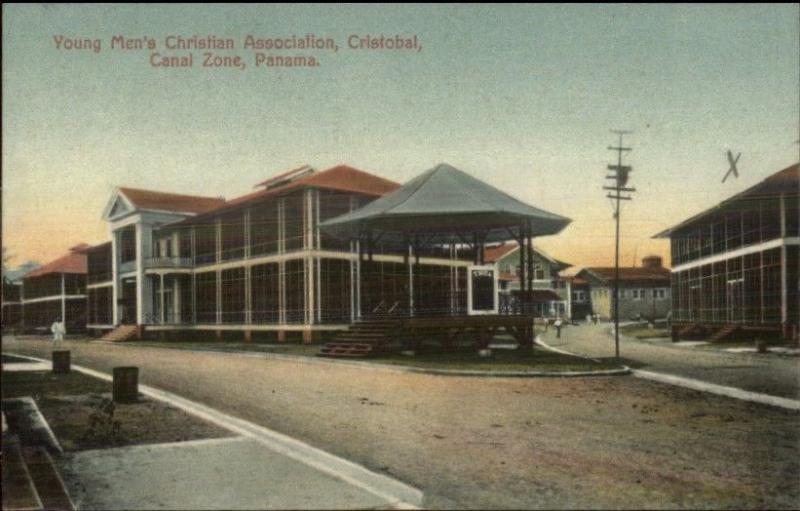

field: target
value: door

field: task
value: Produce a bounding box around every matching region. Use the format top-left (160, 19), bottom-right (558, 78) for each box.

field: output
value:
top-left (726, 279), bottom-right (743, 323)
top-left (120, 279), bottom-right (137, 325)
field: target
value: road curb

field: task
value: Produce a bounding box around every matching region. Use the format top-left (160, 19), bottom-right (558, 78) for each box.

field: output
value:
top-left (6, 351), bottom-right (424, 508)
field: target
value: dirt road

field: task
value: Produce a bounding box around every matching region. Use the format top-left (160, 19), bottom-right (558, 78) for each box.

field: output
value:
top-left (3, 336), bottom-right (798, 509)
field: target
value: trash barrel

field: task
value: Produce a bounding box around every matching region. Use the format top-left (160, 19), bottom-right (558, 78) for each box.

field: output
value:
top-left (112, 367), bottom-right (139, 403)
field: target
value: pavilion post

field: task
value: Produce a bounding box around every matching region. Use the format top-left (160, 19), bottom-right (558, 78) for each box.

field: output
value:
top-left (408, 242), bottom-right (414, 317)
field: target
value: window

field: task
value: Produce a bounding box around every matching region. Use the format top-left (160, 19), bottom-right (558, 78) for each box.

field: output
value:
top-left (572, 290), bottom-right (586, 303)
top-left (653, 288), bottom-right (666, 300)
top-left (631, 289), bottom-right (646, 300)
top-left (533, 264), bottom-right (545, 280)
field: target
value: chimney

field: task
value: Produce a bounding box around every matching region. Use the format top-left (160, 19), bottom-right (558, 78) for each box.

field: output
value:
top-left (642, 255), bottom-right (662, 269)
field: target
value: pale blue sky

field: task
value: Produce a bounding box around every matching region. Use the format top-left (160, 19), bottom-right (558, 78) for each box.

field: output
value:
top-left (3, 4), bottom-right (798, 267)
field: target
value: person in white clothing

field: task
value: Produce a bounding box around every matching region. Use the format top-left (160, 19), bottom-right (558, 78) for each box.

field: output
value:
top-left (51, 319), bottom-right (66, 343)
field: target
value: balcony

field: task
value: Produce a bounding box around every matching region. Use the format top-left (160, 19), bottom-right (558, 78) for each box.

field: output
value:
top-left (144, 257), bottom-right (193, 270)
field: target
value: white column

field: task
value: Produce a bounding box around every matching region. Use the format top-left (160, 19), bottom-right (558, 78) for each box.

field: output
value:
top-left (111, 230), bottom-right (119, 325)
top-left (244, 209), bottom-right (251, 259)
top-left (355, 240), bottom-right (361, 320)
top-left (61, 273), bottom-right (66, 324)
top-left (566, 279), bottom-right (573, 319)
top-left (780, 193), bottom-right (787, 325)
top-left (173, 276), bottom-right (181, 324)
top-left (279, 261), bottom-right (286, 324)
top-left (245, 266), bottom-right (252, 325)
top-left (216, 270), bottom-right (222, 325)
top-left (159, 274), bottom-right (165, 324)
top-left (408, 245), bottom-right (414, 316)
top-left (135, 223), bottom-right (144, 324)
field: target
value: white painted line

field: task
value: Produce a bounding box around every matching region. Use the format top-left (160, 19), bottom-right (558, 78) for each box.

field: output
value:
top-left (2, 362), bottom-right (51, 371)
top-left (535, 338), bottom-right (800, 411)
top-left (3, 396), bottom-right (64, 455)
top-left (6, 352), bottom-right (423, 508)
top-left (632, 370), bottom-right (800, 411)
top-left (75, 435), bottom-right (247, 456)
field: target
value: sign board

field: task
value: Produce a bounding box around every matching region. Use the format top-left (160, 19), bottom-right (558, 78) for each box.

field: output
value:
top-left (467, 265), bottom-right (498, 315)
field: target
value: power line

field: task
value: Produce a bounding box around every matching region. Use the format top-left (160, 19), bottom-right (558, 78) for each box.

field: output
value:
top-left (605, 129), bottom-right (636, 360)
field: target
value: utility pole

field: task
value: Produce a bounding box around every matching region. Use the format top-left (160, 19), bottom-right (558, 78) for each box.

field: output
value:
top-left (604, 130), bottom-right (635, 360)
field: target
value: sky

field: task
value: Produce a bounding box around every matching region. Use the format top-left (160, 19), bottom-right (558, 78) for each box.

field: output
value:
top-left (3, 4), bottom-right (799, 270)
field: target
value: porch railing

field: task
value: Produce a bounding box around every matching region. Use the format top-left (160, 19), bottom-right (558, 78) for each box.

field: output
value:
top-left (144, 257), bottom-right (193, 270)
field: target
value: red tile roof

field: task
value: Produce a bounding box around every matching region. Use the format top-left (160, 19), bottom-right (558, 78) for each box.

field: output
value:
top-left (194, 165), bottom-right (401, 219)
top-left (26, 249), bottom-right (87, 278)
top-left (484, 243), bottom-right (518, 262)
top-left (119, 187), bottom-right (226, 215)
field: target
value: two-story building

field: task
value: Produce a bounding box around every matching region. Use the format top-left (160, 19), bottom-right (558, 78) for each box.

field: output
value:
top-left (484, 242), bottom-right (571, 317)
top-left (655, 163), bottom-right (799, 341)
top-left (18, 245), bottom-right (88, 333)
top-left (89, 165), bottom-right (475, 342)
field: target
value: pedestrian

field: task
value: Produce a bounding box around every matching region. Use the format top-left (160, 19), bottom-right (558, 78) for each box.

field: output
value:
top-left (51, 318), bottom-right (65, 344)
top-left (554, 317), bottom-right (563, 338)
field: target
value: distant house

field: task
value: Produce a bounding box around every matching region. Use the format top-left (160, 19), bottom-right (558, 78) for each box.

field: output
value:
top-left (654, 163), bottom-right (799, 341)
top-left (484, 243), bottom-right (572, 317)
top-left (559, 275), bottom-right (592, 321)
top-left (2, 261), bottom-right (41, 332)
top-left (576, 256), bottom-right (671, 321)
top-left (20, 245), bottom-right (88, 333)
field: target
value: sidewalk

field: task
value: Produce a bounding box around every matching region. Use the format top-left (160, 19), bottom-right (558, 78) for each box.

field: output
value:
top-left (543, 322), bottom-right (800, 400)
top-left (3, 352), bottom-right (422, 510)
top-left (60, 437), bottom-right (394, 510)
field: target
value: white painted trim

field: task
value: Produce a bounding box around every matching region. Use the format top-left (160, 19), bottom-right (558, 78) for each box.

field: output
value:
top-left (147, 323), bottom-right (349, 332)
top-left (671, 237), bottom-right (799, 272)
top-left (190, 249), bottom-right (470, 274)
top-left (21, 294), bottom-right (86, 304)
top-left (467, 265), bottom-right (499, 315)
top-left (87, 281), bottom-right (113, 289)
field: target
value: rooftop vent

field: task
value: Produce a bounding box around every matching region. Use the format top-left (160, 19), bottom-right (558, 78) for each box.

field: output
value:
top-left (255, 165), bottom-right (316, 190)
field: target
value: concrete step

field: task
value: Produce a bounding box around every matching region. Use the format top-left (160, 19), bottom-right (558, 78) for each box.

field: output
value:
top-left (21, 446), bottom-right (74, 511)
top-left (1, 436), bottom-right (42, 511)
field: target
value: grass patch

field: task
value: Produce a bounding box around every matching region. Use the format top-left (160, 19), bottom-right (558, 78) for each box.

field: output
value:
top-left (620, 324), bottom-right (669, 339)
top-left (125, 338), bottom-right (623, 373)
top-left (2, 370), bottom-right (231, 452)
top-left (368, 348), bottom-right (622, 372)
top-left (126, 341), bottom-right (322, 357)
top-left (2, 370), bottom-right (111, 399)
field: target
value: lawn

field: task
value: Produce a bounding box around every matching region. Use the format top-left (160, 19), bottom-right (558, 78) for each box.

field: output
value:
top-left (620, 324), bottom-right (670, 339)
top-left (369, 348), bottom-right (624, 372)
top-left (124, 339), bottom-right (624, 373)
top-left (2, 370), bottom-right (231, 451)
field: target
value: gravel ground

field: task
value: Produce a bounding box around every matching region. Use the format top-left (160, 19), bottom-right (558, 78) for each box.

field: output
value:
top-left (3, 335), bottom-right (798, 509)
top-left (544, 323), bottom-right (800, 399)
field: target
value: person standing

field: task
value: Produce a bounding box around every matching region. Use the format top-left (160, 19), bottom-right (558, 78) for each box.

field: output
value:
top-left (554, 317), bottom-right (563, 338)
top-left (51, 318), bottom-right (65, 344)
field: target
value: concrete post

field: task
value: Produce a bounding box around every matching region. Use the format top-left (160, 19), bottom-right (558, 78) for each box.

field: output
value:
top-left (52, 351), bottom-right (70, 374)
top-left (113, 367), bottom-right (139, 403)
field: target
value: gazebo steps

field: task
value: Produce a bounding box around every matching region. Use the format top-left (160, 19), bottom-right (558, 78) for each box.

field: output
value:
top-left (319, 319), bottom-right (401, 358)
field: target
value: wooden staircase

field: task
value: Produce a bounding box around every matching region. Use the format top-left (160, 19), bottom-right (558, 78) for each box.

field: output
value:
top-left (319, 319), bottom-right (401, 358)
top-left (677, 323), bottom-right (706, 339)
top-left (100, 325), bottom-right (138, 342)
top-left (712, 324), bottom-right (741, 342)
